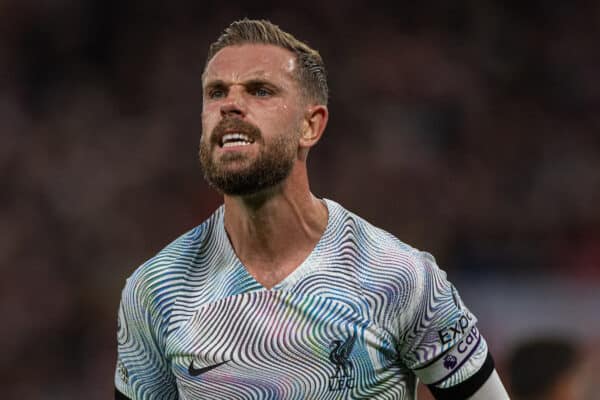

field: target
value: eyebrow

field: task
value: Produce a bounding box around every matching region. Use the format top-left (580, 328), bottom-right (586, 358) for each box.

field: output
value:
top-left (203, 78), bottom-right (281, 93)
top-left (204, 79), bottom-right (227, 90)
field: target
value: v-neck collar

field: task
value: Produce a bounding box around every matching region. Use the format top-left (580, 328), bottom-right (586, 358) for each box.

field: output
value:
top-left (217, 198), bottom-right (335, 291)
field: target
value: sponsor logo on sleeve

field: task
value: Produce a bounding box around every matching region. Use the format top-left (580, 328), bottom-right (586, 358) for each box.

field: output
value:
top-left (456, 325), bottom-right (480, 355)
top-left (414, 324), bottom-right (484, 385)
top-left (438, 312), bottom-right (474, 345)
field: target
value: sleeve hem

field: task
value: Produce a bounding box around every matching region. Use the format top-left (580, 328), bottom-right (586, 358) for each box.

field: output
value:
top-left (115, 388), bottom-right (131, 400)
top-left (427, 351), bottom-right (495, 400)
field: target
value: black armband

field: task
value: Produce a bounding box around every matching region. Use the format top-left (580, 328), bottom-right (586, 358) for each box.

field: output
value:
top-left (428, 352), bottom-right (495, 400)
top-left (115, 388), bottom-right (131, 400)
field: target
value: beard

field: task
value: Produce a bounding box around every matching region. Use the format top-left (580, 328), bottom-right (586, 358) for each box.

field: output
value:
top-left (199, 118), bottom-right (298, 196)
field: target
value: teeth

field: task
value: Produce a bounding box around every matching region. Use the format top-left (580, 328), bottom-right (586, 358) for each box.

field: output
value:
top-left (223, 141), bottom-right (251, 148)
top-left (222, 133), bottom-right (252, 146)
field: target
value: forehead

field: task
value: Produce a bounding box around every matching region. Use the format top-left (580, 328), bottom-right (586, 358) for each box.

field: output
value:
top-left (203, 44), bottom-right (297, 84)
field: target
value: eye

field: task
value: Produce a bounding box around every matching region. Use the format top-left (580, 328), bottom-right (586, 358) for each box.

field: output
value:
top-left (207, 88), bottom-right (226, 99)
top-left (251, 87), bottom-right (272, 97)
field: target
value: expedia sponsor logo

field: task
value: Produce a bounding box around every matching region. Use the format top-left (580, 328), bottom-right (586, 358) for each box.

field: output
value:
top-left (457, 326), bottom-right (479, 354)
top-left (438, 312), bottom-right (474, 345)
top-left (440, 326), bottom-right (480, 373)
top-left (415, 324), bottom-right (484, 384)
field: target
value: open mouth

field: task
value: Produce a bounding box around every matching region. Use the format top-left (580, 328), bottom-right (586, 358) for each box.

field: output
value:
top-left (220, 132), bottom-right (255, 148)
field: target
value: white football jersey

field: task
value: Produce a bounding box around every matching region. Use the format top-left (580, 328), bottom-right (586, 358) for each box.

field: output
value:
top-left (115, 199), bottom-right (488, 399)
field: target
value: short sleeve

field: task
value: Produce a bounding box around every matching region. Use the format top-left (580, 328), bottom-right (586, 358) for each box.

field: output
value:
top-left (398, 251), bottom-right (489, 389)
top-left (115, 275), bottom-right (178, 399)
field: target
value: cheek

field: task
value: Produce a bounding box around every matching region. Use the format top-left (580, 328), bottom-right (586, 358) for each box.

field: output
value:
top-left (201, 111), bottom-right (218, 134)
top-left (202, 100), bottom-right (221, 119)
top-left (265, 104), bottom-right (302, 130)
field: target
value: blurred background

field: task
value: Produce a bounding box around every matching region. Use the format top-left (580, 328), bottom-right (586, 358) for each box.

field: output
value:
top-left (1, 0), bottom-right (599, 398)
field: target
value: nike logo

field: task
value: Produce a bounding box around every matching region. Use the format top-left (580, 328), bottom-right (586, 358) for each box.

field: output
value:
top-left (188, 360), bottom-right (230, 376)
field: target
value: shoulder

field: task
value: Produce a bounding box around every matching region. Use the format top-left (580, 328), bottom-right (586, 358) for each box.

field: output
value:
top-left (326, 199), bottom-right (431, 273)
top-left (121, 207), bottom-right (223, 308)
top-left (325, 199), bottom-right (438, 297)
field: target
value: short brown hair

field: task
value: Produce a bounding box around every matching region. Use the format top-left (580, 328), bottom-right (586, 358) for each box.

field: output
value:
top-left (205, 19), bottom-right (328, 105)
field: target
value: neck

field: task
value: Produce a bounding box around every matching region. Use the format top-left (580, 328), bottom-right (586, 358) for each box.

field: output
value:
top-left (222, 167), bottom-right (328, 288)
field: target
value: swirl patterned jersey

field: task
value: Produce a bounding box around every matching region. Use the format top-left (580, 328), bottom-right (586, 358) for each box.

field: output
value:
top-left (115, 199), bottom-right (488, 399)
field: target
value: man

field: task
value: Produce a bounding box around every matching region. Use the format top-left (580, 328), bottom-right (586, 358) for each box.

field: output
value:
top-left (115, 19), bottom-right (509, 399)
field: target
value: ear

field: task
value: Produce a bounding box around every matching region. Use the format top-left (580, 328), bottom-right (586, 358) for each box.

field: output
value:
top-left (299, 105), bottom-right (328, 149)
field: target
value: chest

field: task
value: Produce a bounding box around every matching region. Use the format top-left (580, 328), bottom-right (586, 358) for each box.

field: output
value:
top-left (165, 291), bottom-right (415, 399)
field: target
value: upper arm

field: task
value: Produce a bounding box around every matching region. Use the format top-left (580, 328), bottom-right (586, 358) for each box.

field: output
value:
top-left (427, 352), bottom-right (509, 399)
top-left (467, 370), bottom-right (510, 400)
top-left (115, 274), bottom-right (178, 400)
top-left (397, 251), bottom-right (508, 399)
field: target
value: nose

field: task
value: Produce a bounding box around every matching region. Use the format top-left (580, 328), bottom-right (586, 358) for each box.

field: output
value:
top-left (220, 86), bottom-right (246, 118)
